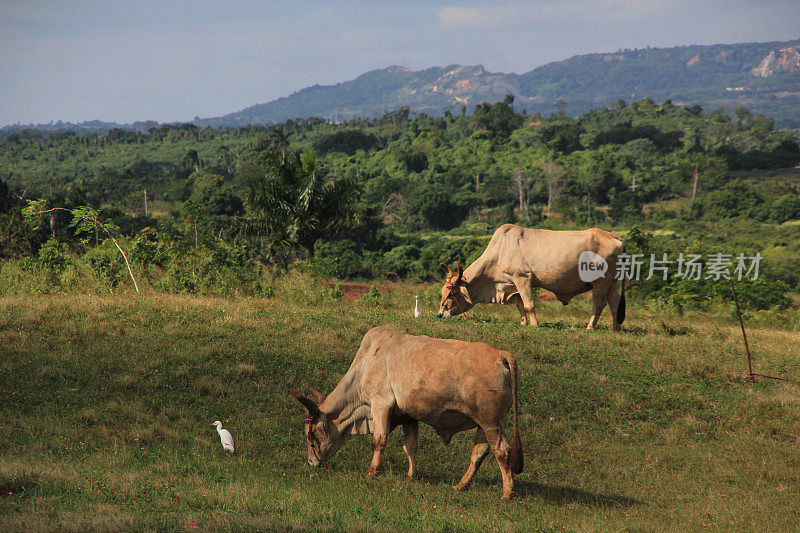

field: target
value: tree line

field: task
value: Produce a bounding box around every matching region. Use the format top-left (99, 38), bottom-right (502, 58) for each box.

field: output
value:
top-left (0, 97), bottom-right (799, 304)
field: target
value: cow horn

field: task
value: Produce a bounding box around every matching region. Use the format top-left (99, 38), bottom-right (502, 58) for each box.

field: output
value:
top-left (439, 263), bottom-right (452, 277)
top-left (289, 388), bottom-right (320, 417)
top-left (455, 261), bottom-right (464, 282)
top-left (310, 388), bottom-right (326, 404)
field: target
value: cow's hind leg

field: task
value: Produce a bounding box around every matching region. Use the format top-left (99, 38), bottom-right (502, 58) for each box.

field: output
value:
top-left (587, 286), bottom-right (608, 330)
top-left (454, 427), bottom-right (490, 491)
top-left (367, 406), bottom-right (392, 477)
top-left (402, 420), bottom-right (419, 479)
top-left (606, 279), bottom-right (622, 332)
top-left (483, 427), bottom-right (515, 499)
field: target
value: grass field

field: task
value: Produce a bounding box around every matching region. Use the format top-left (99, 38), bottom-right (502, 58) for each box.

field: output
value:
top-left (1, 276), bottom-right (799, 531)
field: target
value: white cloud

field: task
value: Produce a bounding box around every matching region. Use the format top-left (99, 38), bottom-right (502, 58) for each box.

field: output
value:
top-left (438, 1), bottom-right (684, 32)
top-left (438, 6), bottom-right (484, 28)
top-left (438, 4), bottom-right (522, 29)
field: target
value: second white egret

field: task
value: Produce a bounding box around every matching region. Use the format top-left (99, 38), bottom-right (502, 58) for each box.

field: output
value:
top-left (211, 420), bottom-right (235, 453)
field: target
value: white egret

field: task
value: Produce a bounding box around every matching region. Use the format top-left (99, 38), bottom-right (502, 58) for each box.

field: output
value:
top-left (211, 420), bottom-right (235, 453)
top-left (414, 295), bottom-right (422, 318)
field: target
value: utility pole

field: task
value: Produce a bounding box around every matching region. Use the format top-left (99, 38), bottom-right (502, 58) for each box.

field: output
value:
top-left (690, 163), bottom-right (699, 207)
top-left (144, 189), bottom-right (148, 217)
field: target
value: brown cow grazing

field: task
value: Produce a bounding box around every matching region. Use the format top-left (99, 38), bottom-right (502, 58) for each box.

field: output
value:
top-left (289, 326), bottom-right (523, 499)
top-left (438, 224), bottom-right (626, 331)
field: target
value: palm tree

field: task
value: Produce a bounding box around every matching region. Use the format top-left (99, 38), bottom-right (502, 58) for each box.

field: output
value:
top-left (240, 148), bottom-right (361, 262)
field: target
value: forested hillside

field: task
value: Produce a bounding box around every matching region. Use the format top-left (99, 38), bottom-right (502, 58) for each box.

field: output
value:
top-left (1, 97), bottom-right (799, 310)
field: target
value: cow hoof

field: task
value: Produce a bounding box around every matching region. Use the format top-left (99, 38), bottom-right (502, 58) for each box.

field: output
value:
top-left (366, 470), bottom-right (379, 478)
top-left (501, 490), bottom-right (517, 500)
top-left (453, 482), bottom-right (470, 492)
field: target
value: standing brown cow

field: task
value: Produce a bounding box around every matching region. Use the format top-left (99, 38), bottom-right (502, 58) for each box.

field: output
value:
top-left (438, 224), bottom-right (626, 330)
top-left (289, 326), bottom-right (523, 499)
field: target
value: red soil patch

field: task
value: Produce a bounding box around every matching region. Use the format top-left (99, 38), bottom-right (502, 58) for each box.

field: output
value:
top-left (320, 281), bottom-right (389, 299)
top-left (538, 290), bottom-right (557, 302)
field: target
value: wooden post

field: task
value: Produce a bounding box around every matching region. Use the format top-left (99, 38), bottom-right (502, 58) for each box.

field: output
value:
top-left (690, 163), bottom-right (699, 207)
top-left (728, 279), bottom-right (786, 382)
top-left (144, 189), bottom-right (148, 217)
top-left (729, 279), bottom-right (754, 380)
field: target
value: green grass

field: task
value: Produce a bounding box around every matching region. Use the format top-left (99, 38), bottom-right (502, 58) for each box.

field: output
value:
top-left (1, 277), bottom-right (799, 531)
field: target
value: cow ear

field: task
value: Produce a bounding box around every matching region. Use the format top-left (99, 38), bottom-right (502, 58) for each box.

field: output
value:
top-left (440, 263), bottom-right (452, 277)
top-left (289, 388), bottom-right (320, 418)
top-left (455, 261), bottom-right (464, 283)
top-left (310, 388), bottom-right (326, 404)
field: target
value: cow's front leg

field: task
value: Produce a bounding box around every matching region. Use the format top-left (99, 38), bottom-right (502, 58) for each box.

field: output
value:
top-left (514, 296), bottom-right (527, 325)
top-left (367, 406), bottom-right (391, 477)
top-left (454, 427), bottom-right (490, 491)
top-left (402, 420), bottom-right (419, 479)
top-left (512, 286), bottom-right (539, 327)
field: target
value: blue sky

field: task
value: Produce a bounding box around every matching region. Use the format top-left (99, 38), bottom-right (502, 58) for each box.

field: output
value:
top-left (1, 0), bottom-right (799, 126)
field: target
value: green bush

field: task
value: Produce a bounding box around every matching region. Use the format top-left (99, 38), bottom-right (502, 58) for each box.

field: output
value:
top-left (82, 241), bottom-right (125, 289)
top-left (331, 282), bottom-right (344, 300)
top-left (359, 284), bottom-right (381, 304)
top-left (769, 194), bottom-right (800, 223)
top-left (37, 238), bottom-right (70, 273)
top-left (379, 245), bottom-right (420, 278)
top-left (312, 239), bottom-right (366, 279)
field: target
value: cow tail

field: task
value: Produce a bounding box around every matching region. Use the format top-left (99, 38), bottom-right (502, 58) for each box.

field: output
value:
top-left (618, 241), bottom-right (627, 325)
top-left (504, 353), bottom-right (524, 475)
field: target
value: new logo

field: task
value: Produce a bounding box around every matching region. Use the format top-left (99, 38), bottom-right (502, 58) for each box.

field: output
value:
top-left (578, 251), bottom-right (608, 282)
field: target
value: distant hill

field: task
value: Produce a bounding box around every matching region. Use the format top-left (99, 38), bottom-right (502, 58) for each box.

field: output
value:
top-left (3, 38), bottom-right (799, 136)
top-left (201, 38), bottom-right (800, 128)
top-left (513, 39), bottom-right (800, 124)
top-left (198, 64), bottom-right (520, 127)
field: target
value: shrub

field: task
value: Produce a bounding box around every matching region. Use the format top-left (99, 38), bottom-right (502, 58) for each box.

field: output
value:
top-left (359, 285), bottom-right (381, 304)
top-left (331, 282), bottom-right (344, 300)
top-left (379, 245), bottom-right (420, 278)
top-left (722, 279), bottom-right (791, 311)
top-left (312, 239), bottom-right (366, 279)
top-left (82, 241), bottom-right (125, 290)
top-left (408, 185), bottom-right (474, 230)
top-left (253, 281), bottom-right (275, 298)
top-left (769, 194), bottom-right (800, 223)
top-left (415, 236), bottom-right (490, 279)
top-left (697, 181), bottom-right (764, 221)
top-left (37, 238), bottom-right (70, 273)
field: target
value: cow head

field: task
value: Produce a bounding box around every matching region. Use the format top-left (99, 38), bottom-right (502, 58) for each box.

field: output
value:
top-left (437, 261), bottom-right (473, 318)
top-left (289, 388), bottom-right (344, 467)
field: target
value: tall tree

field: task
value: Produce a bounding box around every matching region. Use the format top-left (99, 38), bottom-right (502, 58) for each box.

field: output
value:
top-left (240, 148), bottom-right (361, 259)
top-left (542, 159), bottom-right (566, 218)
